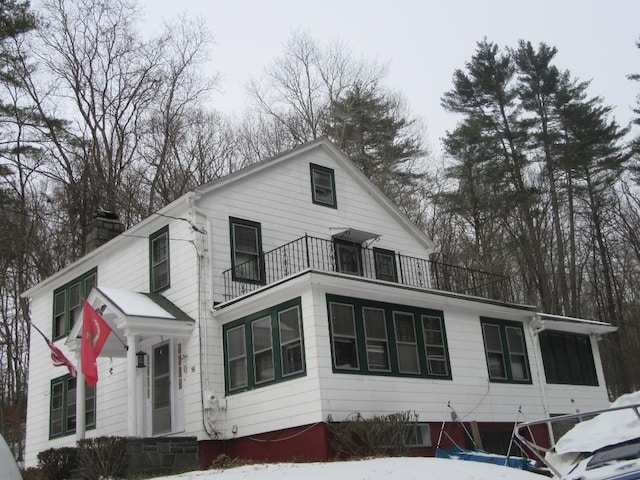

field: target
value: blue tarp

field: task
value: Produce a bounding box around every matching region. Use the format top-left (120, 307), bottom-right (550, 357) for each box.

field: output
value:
top-left (436, 446), bottom-right (536, 470)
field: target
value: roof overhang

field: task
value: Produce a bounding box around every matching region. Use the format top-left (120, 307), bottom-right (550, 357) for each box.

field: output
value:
top-left (66, 287), bottom-right (195, 358)
top-left (534, 313), bottom-right (617, 336)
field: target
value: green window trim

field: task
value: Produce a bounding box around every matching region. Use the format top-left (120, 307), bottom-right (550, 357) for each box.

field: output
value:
top-left (52, 268), bottom-right (97, 340)
top-left (539, 330), bottom-right (598, 386)
top-left (223, 298), bottom-right (305, 394)
top-left (327, 295), bottom-right (452, 380)
top-left (50, 374), bottom-right (96, 439)
top-left (229, 217), bottom-right (265, 284)
top-left (149, 225), bottom-right (170, 293)
top-left (480, 317), bottom-right (532, 384)
top-left (310, 163), bottom-right (337, 208)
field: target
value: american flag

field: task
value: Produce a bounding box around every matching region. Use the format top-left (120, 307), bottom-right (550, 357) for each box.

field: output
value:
top-left (48, 341), bottom-right (77, 377)
top-left (31, 322), bottom-right (77, 377)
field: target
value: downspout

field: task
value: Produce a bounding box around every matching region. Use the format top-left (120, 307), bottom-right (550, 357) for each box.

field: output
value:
top-left (188, 194), bottom-right (219, 437)
top-left (529, 315), bottom-right (553, 444)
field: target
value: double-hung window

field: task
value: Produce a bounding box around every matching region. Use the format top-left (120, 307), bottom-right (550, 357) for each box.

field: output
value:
top-left (226, 325), bottom-right (248, 391)
top-left (327, 295), bottom-right (451, 379)
top-left (279, 306), bottom-right (304, 376)
top-left (150, 226), bottom-right (170, 292)
top-left (363, 307), bottom-right (390, 371)
top-left (393, 312), bottom-right (421, 374)
top-left (481, 318), bottom-right (531, 383)
top-left (230, 217), bottom-right (264, 284)
top-left (252, 317), bottom-right (274, 384)
top-left (50, 375), bottom-right (95, 438)
top-left (539, 330), bottom-right (598, 386)
top-left (423, 315), bottom-right (449, 376)
top-left (224, 298), bottom-right (305, 394)
top-left (329, 302), bottom-right (360, 370)
top-left (310, 163), bottom-right (337, 208)
top-left (52, 269), bottom-right (97, 340)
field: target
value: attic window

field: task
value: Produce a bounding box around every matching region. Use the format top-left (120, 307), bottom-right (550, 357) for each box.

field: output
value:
top-left (310, 163), bottom-right (337, 208)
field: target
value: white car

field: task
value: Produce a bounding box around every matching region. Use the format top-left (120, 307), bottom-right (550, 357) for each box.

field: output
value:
top-left (0, 433), bottom-right (22, 480)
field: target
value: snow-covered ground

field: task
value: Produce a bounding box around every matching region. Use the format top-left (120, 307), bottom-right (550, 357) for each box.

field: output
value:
top-left (147, 392), bottom-right (640, 480)
top-left (148, 457), bottom-right (546, 480)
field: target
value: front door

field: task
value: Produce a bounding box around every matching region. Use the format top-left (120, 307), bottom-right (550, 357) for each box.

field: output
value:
top-left (152, 342), bottom-right (171, 435)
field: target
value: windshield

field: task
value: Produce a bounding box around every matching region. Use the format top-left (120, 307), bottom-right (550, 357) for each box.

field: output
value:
top-left (587, 441), bottom-right (640, 469)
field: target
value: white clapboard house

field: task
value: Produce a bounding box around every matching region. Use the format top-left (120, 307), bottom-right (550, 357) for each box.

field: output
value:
top-left (23, 137), bottom-right (616, 468)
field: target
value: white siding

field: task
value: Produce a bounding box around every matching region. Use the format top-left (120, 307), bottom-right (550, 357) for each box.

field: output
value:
top-left (197, 147), bottom-right (431, 305)
top-left (210, 277), bottom-right (324, 438)
top-left (24, 215), bottom-right (203, 466)
top-left (209, 272), bottom-right (610, 441)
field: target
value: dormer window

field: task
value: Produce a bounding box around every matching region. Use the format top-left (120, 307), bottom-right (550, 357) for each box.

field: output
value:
top-left (310, 164), bottom-right (337, 208)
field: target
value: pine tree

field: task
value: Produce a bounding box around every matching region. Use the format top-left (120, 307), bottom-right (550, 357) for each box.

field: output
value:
top-left (324, 84), bottom-right (426, 209)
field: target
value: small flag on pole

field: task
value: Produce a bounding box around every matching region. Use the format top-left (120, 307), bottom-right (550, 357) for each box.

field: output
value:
top-left (31, 322), bottom-right (76, 377)
top-left (81, 299), bottom-right (112, 387)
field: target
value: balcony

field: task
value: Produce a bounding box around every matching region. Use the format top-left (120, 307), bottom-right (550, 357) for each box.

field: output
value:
top-left (222, 235), bottom-right (516, 304)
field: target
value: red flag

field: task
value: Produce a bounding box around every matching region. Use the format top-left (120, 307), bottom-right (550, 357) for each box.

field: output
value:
top-left (81, 299), bottom-right (112, 387)
top-left (48, 341), bottom-right (77, 377)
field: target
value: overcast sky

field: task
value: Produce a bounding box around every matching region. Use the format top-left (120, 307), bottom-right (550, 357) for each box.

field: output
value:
top-left (139, 0), bottom-right (640, 156)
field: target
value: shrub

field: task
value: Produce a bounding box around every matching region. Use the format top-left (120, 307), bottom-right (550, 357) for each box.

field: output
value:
top-left (21, 467), bottom-right (46, 480)
top-left (209, 453), bottom-right (253, 470)
top-left (327, 410), bottom-right (418, 459)
top-left (37, 447), bottom-right (77, 480)
top-left (76, 436), bottom-right (127, 480)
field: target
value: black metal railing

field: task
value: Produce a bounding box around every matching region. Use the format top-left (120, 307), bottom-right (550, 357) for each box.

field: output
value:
top-left (222, 235), bottom-right (515, 303)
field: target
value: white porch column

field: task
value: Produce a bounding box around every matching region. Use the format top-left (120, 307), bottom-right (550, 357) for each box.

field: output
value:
top-left (76, 351), bottom-right (86, 441)
top-left (126, 334), bottom-right (138, 437)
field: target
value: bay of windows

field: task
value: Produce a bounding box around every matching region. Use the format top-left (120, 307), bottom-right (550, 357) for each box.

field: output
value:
top-left (224, 298), bottom-right (305, 394)
top-left (327, 295), bottom-right (451, 379)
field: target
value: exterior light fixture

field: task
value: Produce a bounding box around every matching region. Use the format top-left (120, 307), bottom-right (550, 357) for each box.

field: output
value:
top-left (136, 350), bottom-right (148, 368)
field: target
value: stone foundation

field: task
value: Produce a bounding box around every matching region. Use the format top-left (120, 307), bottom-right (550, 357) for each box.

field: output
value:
top-left (127, 437), bottom-right (198, 477)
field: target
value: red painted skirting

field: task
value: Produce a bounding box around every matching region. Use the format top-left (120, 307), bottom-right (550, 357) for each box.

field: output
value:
top-left (197, 421), bottom-right (550, 469)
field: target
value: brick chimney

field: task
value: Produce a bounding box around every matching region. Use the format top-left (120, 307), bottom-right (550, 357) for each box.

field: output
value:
top-left (86, 210), bottom-right (125, 252)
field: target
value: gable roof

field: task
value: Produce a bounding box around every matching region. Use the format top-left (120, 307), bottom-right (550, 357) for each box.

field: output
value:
top-left (23, 137), bottom-right (435, 298)
top-left (65, 287), bottom-right (194, 357)
top-left (193, 137), bottom-right (436, 252)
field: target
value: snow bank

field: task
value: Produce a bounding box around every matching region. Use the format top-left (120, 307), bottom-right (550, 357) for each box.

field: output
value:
top-left (152, 457), bottom-right (545, 480)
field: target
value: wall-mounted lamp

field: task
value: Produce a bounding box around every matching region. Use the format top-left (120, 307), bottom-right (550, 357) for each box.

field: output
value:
top-left (136, 350), bottom-right (148, 368)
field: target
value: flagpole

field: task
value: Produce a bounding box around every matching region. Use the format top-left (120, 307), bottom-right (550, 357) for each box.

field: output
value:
top-left (76, 351), bottom-right (86, 441)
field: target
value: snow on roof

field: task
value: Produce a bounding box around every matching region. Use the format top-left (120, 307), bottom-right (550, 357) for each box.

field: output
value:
top-left (98, 287), bottom-right (175, 319)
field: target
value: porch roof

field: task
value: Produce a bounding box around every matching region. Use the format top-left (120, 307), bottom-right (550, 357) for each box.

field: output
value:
top-left (65, 287), bottom-right (195, 357)
top-left (535, 312), bottom-right (617, 336)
